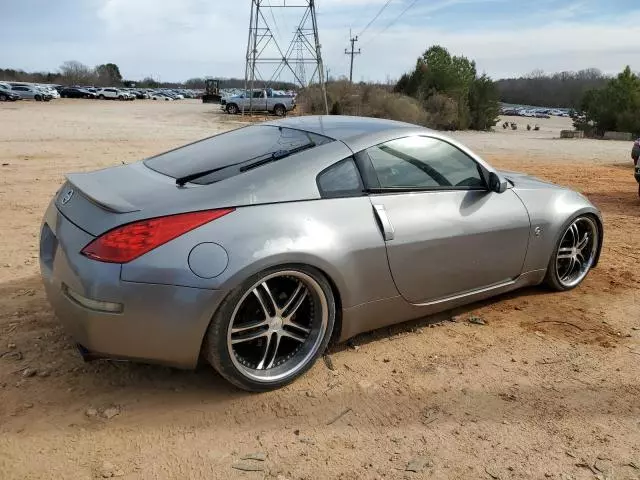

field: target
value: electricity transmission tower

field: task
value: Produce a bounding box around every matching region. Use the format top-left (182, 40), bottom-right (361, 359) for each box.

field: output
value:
top-left (294, 28), bottom-right (307, 87)
top-left (244, 0), bottom-right (328, 113)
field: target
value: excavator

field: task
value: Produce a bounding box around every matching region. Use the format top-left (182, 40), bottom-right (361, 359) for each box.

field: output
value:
top-left (201, 79), bottom-right (222, 104)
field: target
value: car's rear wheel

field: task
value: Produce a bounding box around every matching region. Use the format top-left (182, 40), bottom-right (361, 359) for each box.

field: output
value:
top-left (204, 266), bottom-right (335, 391)
top-left (35, 95), bottom-right (42, 101)
top-left (273, 104), bottom-right (286, 117)
top-left (544, 215), bottom-right (599, 291)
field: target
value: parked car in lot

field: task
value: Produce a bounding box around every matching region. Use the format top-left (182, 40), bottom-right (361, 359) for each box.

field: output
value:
top-left (60, 87), bottom-right (97, 99)
top-left (96, 88), bottom-right (128, 100)
top-left (150, 92), bottom-right (173, 101)
top-left (223, 89), bottom-right (295, 116)
top-left (40, 116), bottom-right (603, 391)
top-left (43, 86), bottom-right (60, 99)
top-left (10, 84), bottom-right (51, 101)
top-left (0, 88), bottom-right (21, 102)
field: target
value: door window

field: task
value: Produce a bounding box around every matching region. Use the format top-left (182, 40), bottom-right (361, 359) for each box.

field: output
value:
top-left (366, 136), bottom-right (485, 189)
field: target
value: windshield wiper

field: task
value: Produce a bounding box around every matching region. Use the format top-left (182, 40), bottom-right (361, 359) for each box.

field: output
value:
top-left (239, 141), bottom-right (315, 172)
top-left (175, 141), bottom-right (316, 187)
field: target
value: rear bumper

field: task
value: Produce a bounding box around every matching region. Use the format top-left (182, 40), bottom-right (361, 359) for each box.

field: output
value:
top-left (39, 200), bottom-right (226, 368)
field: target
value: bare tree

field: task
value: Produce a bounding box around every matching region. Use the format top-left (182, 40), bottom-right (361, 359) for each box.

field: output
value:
top-left (59, 61), bottom-right (96, 86)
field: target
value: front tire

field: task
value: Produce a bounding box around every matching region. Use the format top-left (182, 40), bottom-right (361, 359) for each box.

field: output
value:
top-left (99, 94), bottom-right (105, 100)
top-left (0, 94), bottom-right (7, 102)
top-left (204, 266), bottom-right (335, 392)
top-left (226, 103), bottom-right (239, 115)
top-left (544, 215), bottom-right (599, 291)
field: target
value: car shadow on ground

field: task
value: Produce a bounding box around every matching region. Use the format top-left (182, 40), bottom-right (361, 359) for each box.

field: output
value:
top-left (1, 274), bottom-right (545, 396)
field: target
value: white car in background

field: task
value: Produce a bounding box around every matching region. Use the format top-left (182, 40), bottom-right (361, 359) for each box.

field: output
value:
top-left (41, 86), bottom-right (60, 99)
top-left (96, 88), bottom-right (127, 100)
top-left (150, 92), bottom-right (173, 101)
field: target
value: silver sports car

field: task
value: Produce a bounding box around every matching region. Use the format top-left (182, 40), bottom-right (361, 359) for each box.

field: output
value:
top-left (40, 116), bottom-right (603, 391)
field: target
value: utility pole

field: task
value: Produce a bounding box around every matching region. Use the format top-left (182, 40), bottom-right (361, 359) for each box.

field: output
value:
top-left (344, 33), bottom-right (360, 83)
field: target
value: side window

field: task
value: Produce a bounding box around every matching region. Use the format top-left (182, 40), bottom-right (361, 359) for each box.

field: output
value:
top-left (317, 158), bottom-right (364, 198)
top-left (252, 91), bottom-right (263, 98)
top-left (366, 136), bottom-right (485, 189)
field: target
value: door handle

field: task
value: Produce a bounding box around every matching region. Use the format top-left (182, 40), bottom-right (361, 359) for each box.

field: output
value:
top-left (372, 204), bottom-right (395, 241)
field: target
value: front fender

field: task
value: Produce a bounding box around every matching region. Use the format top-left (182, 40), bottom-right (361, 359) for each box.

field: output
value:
top-left (514, 187), bottom-right (603, 272)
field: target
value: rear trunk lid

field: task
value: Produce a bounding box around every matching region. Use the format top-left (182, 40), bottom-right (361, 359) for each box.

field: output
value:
top-left (56, 163), bottom-right (182, 236)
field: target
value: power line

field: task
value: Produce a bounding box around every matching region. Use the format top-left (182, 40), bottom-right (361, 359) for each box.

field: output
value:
top-left (266, 0), bottom-right (283, 46)
top-left (362, 0), bottom-right (421, 48)
top-left (358, 0), bottom-right (393, 37)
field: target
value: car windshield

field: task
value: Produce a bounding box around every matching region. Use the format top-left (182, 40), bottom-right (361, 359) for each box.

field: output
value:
top-left (144, 125), bottom-right (333, 185)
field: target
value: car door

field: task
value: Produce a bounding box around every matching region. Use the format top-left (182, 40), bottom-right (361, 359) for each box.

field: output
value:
top-left (360, 135), bottom-right (531, 304)
top-left (13, 86), bottom-right (32, 99)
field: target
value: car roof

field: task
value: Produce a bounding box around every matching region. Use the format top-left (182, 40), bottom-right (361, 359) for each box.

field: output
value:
top-left (264, 115), bottom-right (432, 151)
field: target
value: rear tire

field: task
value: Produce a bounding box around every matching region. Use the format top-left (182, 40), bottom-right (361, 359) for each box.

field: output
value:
top-left (273, 104), bottom-right (286, 117)
top-left (544, 215), bottom-right (599, 291)
top-left (35, 95), bottom-right (42, 102)
top-left (203, 265), bottom-right (335, 392)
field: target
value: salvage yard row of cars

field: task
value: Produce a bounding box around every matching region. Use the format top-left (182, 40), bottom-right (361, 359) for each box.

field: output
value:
top-left (0, 82), bottom-right (201, 102)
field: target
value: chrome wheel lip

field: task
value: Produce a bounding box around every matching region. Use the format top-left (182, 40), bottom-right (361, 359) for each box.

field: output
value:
top-left (227, 270), bottom-right (328, 383)
top-left (556, 216), bottom-right (598, 288)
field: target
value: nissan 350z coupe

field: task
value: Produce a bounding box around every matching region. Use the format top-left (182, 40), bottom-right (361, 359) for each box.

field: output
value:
top-left (40, 116), bottom-right (603, 391)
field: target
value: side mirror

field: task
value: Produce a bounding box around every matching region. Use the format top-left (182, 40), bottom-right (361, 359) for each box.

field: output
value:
top-left (488, 172), bottom-right (508, 194)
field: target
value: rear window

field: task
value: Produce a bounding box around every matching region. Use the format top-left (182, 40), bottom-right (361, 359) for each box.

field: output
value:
top-left (144, 125), bottom-right (333, 184)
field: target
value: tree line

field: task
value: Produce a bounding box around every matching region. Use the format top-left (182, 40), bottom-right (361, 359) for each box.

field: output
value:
top-left (0, 61), bottom-right (297, 90)
top-left (496, 69), bottom-right (609, 109)
top-left (1, 61), bottom-right (123, 87)
top-left (394, 45), bottom-right (500, 130)
top-left (575, 66), bottom-right (640, 136)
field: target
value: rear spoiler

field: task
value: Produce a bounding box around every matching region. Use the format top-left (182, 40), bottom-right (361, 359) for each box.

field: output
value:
top-left (66, 173), bottom-right (140, 213)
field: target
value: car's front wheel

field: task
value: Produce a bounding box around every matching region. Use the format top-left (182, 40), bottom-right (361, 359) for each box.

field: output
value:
top-left (544, 215), bottom-right (599, 291)
top-left (226, 103), bottom-right (239, 114)
top-left (204, 266), bottom-right (335, 391)
top-left (0, 93), bottom-right (7, 102)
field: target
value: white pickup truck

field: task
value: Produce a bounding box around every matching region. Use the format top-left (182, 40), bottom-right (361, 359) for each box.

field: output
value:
top-left (222, 89), bottom-right (295, 116)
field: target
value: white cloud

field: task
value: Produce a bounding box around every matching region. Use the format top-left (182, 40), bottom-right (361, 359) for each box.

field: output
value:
top-left (41, 1), bottom-right (640, 82)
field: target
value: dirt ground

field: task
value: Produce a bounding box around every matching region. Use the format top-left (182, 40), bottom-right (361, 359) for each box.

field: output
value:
top-left (0, 99), bottom-right (639, 480)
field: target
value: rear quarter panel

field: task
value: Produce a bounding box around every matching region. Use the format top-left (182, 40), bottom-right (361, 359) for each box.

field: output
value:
top-left (121, 197), bottom-right (398, 309)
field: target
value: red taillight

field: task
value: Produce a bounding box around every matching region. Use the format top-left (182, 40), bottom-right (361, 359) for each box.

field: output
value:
top-left (81, 209), bottom-right (234, 263)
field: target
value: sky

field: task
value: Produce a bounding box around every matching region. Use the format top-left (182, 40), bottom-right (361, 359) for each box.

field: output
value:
top-left (1, 0), bottom-right (639, 84)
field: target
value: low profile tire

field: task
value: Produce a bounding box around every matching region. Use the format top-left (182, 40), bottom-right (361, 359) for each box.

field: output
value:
top-left (226, 103), bottom-right (239, 115)
top-left (204, 266), bottom-right (335, 392)
top-left (273, 104), bottom-right (286, 117)
top-left (544, 215), bottom-right (599, 291)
